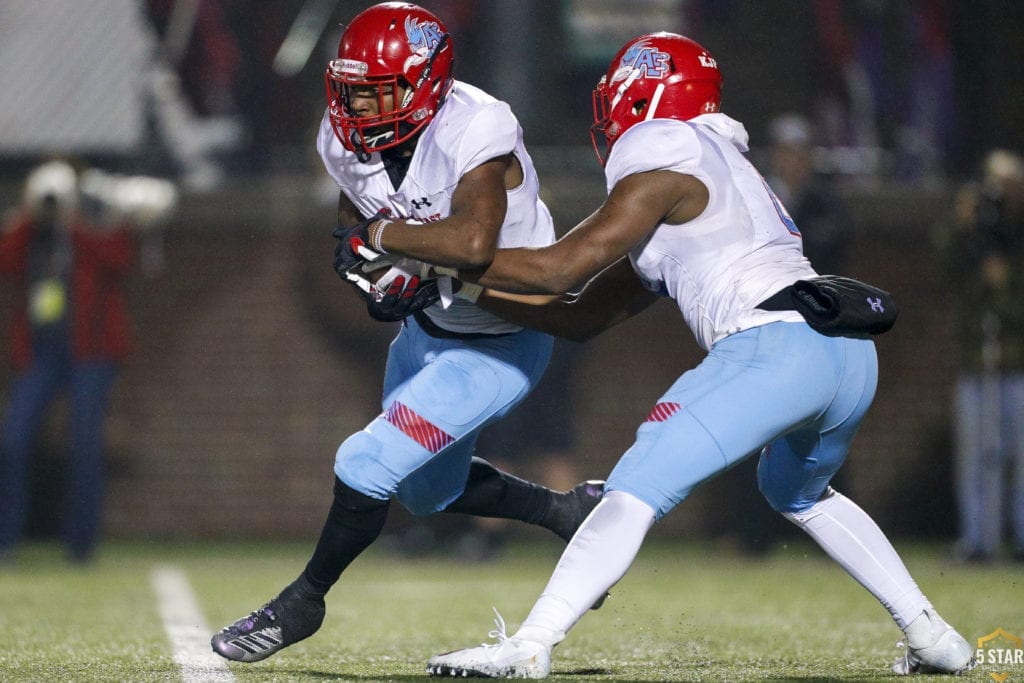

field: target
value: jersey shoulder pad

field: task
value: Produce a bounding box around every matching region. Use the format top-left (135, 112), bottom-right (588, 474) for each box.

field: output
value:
top-left (605, 119), bottom-right (701, 186)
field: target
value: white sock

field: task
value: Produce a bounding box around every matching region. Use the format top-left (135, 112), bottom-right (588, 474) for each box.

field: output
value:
top-left (517, 491), bottom-right (655, 642)
top-left (783, 488), bottom-right (931, 630)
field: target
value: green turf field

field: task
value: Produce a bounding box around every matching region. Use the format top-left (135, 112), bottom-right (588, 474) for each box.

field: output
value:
top-left (0, 538), bottom-right (1018, 682)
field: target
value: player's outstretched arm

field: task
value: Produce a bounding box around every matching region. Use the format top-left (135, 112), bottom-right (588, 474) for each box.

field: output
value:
top-left (463, 169), bottom-right (708, 296)
top-left (474, 258), bottom-right (660, 342)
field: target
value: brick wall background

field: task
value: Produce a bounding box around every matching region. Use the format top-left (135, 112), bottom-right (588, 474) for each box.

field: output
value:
top-left (0, 172), bottom-right (963, 544)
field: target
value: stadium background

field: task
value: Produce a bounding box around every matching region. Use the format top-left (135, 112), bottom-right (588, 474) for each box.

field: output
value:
top-left (0, 0), bottom-right (1021, 545)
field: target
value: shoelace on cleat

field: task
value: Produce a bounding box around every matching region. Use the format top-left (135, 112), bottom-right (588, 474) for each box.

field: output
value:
top-left (893, 638), bottom-right (917, 673)
top-left (485, 607), bottom-right (511, 648)
top-left (231, 605), bottom-right (276, 634)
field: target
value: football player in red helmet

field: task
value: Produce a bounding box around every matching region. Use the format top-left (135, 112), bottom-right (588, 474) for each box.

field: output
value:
top-left (325, 1), bottom-right (454, 156)
top-left (211, 2), bottom-right (605, 667)
top-left (426, 33), bottom-right (976, 678)
top-left (591, 32), bottom-right (722, 165)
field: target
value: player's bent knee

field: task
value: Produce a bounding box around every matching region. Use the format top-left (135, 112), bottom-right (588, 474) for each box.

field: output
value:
top-left (778, 487), bottom-right (839, 524)
top-left (758, 475), bottom-right (800, 514)
top-left (334, 430), bottom-right (393, 500)
top-left (756, 459), bottom-right (829, 515)
top-left (760, 485), bottom-right (821, 516)
top-left (757, 469), bottom-right (792, 514)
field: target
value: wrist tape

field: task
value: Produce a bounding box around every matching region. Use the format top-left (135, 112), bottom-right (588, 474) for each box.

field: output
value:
top-left (369, 219), bottom-right (391, 254)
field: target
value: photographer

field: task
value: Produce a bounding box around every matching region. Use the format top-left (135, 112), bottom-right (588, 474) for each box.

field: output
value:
top-left (933, 148), bottom-right (1024, 563)
top-left (0, 160), bottom-right (174, 564)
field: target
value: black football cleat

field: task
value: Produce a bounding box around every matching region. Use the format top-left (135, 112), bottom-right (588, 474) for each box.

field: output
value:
top-left (211, 577), bottom-right (325, 663)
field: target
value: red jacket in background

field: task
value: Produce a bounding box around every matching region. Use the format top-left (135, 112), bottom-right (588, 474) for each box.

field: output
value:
top-left (0, 212), bottom-right (135, 370)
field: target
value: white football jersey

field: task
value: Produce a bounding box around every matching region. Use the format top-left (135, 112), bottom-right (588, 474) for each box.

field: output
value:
top-left (604, 113), bottom-right (818, 350)
top-left (317, 80), bottom-right (555, 335)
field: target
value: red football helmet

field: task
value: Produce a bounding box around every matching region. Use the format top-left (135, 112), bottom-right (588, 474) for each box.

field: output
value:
top-left (325, 2), bottom-right (454, 155)
top-left (591, 32), bottom-right (722, 165)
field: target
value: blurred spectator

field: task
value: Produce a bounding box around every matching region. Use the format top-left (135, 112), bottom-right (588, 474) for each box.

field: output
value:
top-left (811, 0), bottom-right (954, 183)
top-left (932, 148), bottom-right (1024, 563)
top-left (145, 0), bottom-right (320, 175)
top-left (766, 113), bottom-right (851, 275)
top-left (0, 160), bottom-right (175, 564)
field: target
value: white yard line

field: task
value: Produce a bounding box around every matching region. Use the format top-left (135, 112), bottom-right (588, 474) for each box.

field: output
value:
top-left (151, 565), bottom-right (235, 683)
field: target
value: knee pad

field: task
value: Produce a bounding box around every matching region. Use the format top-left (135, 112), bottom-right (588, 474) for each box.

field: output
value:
top-left (393, 443), bottom-right (474, 516)
top-left (336, 423), bottom-right (473, 515)
top-left (334, 430), bottom-right (392, 501)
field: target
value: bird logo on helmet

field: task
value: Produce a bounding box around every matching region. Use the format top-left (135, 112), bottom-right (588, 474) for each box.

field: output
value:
top-left (403, 15), bottom-right (445, 71)
top-left (590, 32), bottom-right (722, 165)
top-left (616, 40), bottom-right (671, 80)
top-left (325, 2), bottom-right (453, 157)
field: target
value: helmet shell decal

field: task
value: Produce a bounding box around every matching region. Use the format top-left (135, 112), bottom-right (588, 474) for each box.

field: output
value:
top-left (615, 40), bottom-right (670, 81)
top-left (404, 16), bottom-right (445, 68)
top-left (698, 53), bottom-right (718, 69)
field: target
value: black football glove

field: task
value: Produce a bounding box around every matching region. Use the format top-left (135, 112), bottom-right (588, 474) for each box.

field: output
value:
top-left (332, 209), bottom-right (388, 275)
top-left (365, 275), bottom-right (441, 322)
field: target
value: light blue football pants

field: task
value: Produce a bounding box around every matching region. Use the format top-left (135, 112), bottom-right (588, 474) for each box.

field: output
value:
top-left (335, 317), bottom-right (553, 515)
top-left (607, 321), bottom-right (878, 519)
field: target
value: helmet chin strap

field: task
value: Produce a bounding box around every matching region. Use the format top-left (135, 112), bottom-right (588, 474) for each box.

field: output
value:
top-left (411, 32), bottom-right (452, 114)
top-left (414, 33), bottom-right (450, 91)
top-left (645, 83), bottom-right (665, 121)
top-left (610, 68), bottom-right (642, 111)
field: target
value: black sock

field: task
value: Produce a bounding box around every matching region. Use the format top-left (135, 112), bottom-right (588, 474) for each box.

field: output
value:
top-left (302, 477), bottom-right (390, 595)
top-left (443, 457), bottom-right (557, 529)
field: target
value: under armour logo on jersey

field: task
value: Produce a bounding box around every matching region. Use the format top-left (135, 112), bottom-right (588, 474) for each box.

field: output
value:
top-left (867, 296), bottom-right (885, 313)
top-left (619, 40), bottom-right (670, 79)
top-left (411, 197), bottom-right (432, 209)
